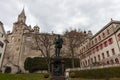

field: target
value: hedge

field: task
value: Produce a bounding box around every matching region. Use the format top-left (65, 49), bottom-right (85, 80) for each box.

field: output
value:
top-left (70, 67), bottom-right (120, 79)
top-left (64, 58), bottom-right (80, 68)
top-left (24, 57), bottom-right (48, 73)
top-left (24, 57), bottom-right (80, 73)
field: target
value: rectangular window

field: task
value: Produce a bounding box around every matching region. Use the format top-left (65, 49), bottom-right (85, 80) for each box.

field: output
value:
top-left (106, 51), bottom-right (110, 57)
top-left (88, 59), bottom-right (90, 65)
top-left (91, 58), bottom-right (93, 63)
top-left (94, 56), bottom-right (96, 62)
top-left (98, 55), bottom-right (101, 61)
top-left (112, 48), bottom-right (115, 55)
top-left (100, 44), bottom-right (103, 49)
top-left (102, 53), bottom-right (105, 59)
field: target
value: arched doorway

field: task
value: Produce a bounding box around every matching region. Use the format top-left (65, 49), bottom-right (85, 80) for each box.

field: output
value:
top-left (4, 66), bottom-right (11, 73)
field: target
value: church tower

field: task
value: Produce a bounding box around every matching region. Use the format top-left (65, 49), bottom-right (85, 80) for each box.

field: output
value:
top-left (2, 9), bottom-right (28, 73)
top-left (18, 8), bottom-right (26, 23)
top-left (12, 8), bottom-right (28, 34)
top-left (34, 25), bottom-right (40, 33)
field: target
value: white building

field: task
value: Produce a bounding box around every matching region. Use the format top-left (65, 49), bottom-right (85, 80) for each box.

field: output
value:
top-left (0, 21), bottom-right (6, 69)
top-left (79, 19), bottom-right (120, 69)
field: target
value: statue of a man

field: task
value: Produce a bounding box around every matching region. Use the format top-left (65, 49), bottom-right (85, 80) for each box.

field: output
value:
top-left (54, 35), bottom-right (63, 56)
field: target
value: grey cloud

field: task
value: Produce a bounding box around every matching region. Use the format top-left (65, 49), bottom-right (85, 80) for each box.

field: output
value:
top-left (1, 0), bottom-right (120, 34)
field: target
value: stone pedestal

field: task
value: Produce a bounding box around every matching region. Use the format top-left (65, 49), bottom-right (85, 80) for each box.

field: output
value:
top-left (50, 56), bottom-right (65, 80)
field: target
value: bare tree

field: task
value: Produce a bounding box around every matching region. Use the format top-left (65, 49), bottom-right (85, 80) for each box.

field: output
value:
top-left (64, 29), bottom-right (87, 68)
top-left (34, 33), bottom-right (54, 72)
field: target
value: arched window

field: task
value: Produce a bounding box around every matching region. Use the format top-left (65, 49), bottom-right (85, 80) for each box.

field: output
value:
top-left (106, 51), bottom-right (110, 57)
top-left (96, 46), bottom-right (99, 52)
top-left (98, 55), bottom-right (101, 61)
top-left (85, 60), bottom-right (87, 66)
top-left (104, 41), bottom-right (108, 47)
top-left (93, 48), bottom-right (95, 53)
top-left (91, 58), bottom-right (93, 63)
top-left (115, 58), bottom-right (119, 64)
top-left (107, 61), bottom-right (109, 64)
top-left (88, 59), bottom-right (90, 65)
top-left (98, 36), bottom-right (101, 41)
top-left (95, 38), bottom-right (97, 43)
top-left (94, 56), bottom-right (96, 62)
top-left (92, 41), bottom-right (94, 45)
top-left (100, 44), bottom-right (103, 49)
top-left (108, 38), bottom-right (113, 45)
top-left (102, 32), bottom-right (105, 38)
top-left (102, 53), bottom-right (105, 59)
top-left (111, 48), bottom-right (115, 55)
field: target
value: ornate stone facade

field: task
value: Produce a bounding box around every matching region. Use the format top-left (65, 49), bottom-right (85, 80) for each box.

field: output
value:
top-left (1, 9), bottom-right (90, 73)
top-left (1, 9), bottom-right (55, 73)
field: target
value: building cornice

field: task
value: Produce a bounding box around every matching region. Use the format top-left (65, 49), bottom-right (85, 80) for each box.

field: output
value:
top-left (91, 20), bottom-right (120, 39)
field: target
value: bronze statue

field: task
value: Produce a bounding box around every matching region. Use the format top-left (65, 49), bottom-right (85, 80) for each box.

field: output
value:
top-left (54, 35), bottom-right (63, 57)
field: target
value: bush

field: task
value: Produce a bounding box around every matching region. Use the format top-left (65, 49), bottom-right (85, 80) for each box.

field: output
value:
top-left (63, 58), bottom-right (80, 68)
top-left (24, 57), bottom-right (48, 73)
top-left (24, 57), bottom-right (80, 73)
top-left (70, 72), bottom-right (75, 78)
top-left (70, 67), bottom-right (120, 79)
top-left (43, 73), bottom-right (49, 78)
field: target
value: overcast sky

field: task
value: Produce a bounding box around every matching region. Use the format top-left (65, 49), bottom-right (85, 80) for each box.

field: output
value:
top-left (1, 0), bottom-right (120, 34)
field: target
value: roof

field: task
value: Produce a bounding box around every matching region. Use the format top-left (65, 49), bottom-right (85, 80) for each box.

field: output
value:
top-left (91, 20), bottom-right (120, 39)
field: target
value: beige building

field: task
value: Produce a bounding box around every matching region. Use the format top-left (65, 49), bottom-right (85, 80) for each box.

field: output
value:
top-left (79, 19), bottom-right (120, 69)
top-left (1, 9), bottom-right (58, 73)
top-left (0, 21), bottom-right (6, 69)
top-left (1, 9), bottom-right (89, 73)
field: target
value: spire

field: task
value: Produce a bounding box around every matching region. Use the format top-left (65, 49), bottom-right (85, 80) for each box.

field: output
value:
top-left (20, 8), bottom-right (25, 17)
top-left (111, 18), bottom-right (113, 22)
top-left (18, 8), bottom-right (26, 23)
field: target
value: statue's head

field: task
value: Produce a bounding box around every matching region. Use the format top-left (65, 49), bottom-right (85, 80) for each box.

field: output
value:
top-left (58, 35), bottom-right (60, 38)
